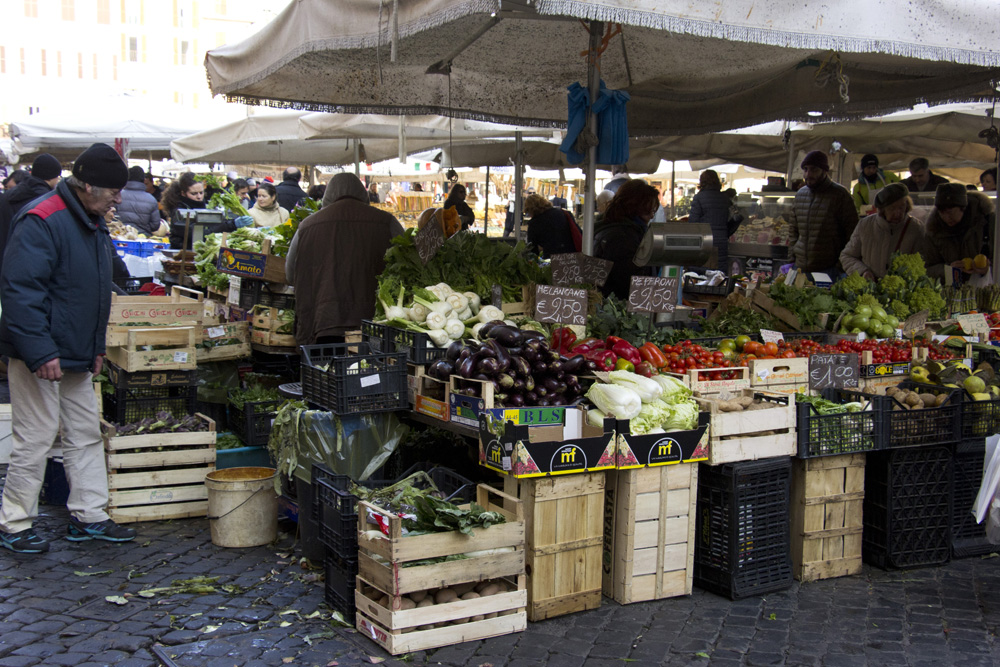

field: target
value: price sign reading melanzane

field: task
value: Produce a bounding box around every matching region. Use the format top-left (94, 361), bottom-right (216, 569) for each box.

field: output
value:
top-left (534, 285), bottom-right (587, 326)
top-left (627, 276), bottom-right (679, 313)
top-left (809, 353), bottom-right (860, 391)
top-left (414, 220), bottom-right (445, 265)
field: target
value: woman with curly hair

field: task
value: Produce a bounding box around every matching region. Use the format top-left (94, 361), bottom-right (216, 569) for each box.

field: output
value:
top-left (524, 193), bottom-right (578, 258)
top-left (594, 179), bottom-right (660, 299)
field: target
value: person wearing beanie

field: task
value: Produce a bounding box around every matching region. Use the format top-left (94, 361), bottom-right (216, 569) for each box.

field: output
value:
top-left (0, 154), bottom-right (63, 276)
top-left (901, 157), bottom-right (950, 193)
top-left (118, 165), bottom-right (165, 236)
top-left (851, 153), bottom-right (901, 215)
top-left (284, 173), bottom-right (403, 344)
top-left (841, 183), bottom-right (924, 279)
top-left (921, 182), bottom-right (996, 280)
top-left (276, 166), bottom-right (308, 210)
top-left (788, 150), bottom-right (859, 274)
top-left (0, 142), bottom-right (137, 553)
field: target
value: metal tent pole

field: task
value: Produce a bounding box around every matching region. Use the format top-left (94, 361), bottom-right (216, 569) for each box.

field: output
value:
top-left (514, 132), bottom-right (524, 240)
top-left (582, 20), bottom-right (603, 255)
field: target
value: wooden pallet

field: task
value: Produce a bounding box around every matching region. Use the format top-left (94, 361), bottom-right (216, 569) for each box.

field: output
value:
top-left (790, 454), bottom-right (865, 582)
top-left (603, 464), bottom-right (697, 604)
top-left (105, 326), bottom-right (197, 371)
top-left (197, 321), bottom-right (251, 362)
top-left (502, 472), bottom-right (604, 621)
top-left (102, 414), bottom-right (216, 524)
top-left (693, 390), bottom-right (796, 465)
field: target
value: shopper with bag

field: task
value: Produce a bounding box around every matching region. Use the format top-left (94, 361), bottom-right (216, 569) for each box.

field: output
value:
top-left (524, 193), bottom-right (577, 258)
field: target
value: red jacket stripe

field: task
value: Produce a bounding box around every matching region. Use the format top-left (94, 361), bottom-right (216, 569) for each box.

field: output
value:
top-left (28, 195), bottom-right (67, 219)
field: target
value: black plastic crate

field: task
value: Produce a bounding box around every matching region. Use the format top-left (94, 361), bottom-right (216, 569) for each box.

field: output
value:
top-left (300, 342), bottom-right (407, 415)
top-left (797, 389), bottom-right (881, 458)
top-left (324, 550), bottom-right (358, 622)
top-left (694, 457), bottom-right (793, 600)
top-left (863, 445), bottom-right (953, 569)
top-left (103, 384), bottom-right (198, 424)
top-left (903, 379), bottom-right (1000, 446)
top-left (360, 320), bottom-right (391, 354)
top-left (387, 325), bottom-right (447, 364)
top-left (238, 278), bottom-right (295, 311)
top-left (106, 360), bottom-right (197, 389)
top-left (227, 392), bottom-right (280, 448)
top-left (113, 275), bottom-right (154, 295)
top-left (850, 382), bottom-right (962, 450)
top-left (952, 444), bottom-right (996, 558)
top-left (314, 462), bottom-right (475, 561)
top-left (252, 352), bottom-right (301, 382)
top-left (682, 275), bottom-right (736, 296)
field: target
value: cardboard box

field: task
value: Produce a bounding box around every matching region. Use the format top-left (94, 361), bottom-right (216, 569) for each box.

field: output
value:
top-left (615, 413), bottom-right (710, 469)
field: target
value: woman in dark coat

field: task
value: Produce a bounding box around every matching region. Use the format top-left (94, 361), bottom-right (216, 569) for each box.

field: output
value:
top-left (593, 179), bottom-right (660, 299)
top-left (524, 193), bottom-right (577, 258)
top-left (443, 183), bottom-right (476, 230)
top-left (689, 169), bottom-right (736, 273)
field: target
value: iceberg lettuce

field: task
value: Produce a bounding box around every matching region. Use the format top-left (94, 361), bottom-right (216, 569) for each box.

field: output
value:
top-left (608, 370), bottom-right (663, 403)
top-left (586, 383), bottom-right (642, 419)
top-left (651, 374), bottom-right (692, 404)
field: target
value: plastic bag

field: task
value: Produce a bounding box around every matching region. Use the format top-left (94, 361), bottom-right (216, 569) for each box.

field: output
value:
top-left (988, 494), bottom-right (1000, 545)
top-left (973, 434), bottom-right (1000, 530)
top-left (289, 410), bottom-right (408, 483)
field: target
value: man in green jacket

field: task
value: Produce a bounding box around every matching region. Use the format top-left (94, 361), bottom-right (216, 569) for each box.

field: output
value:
top-left (852, 153), bottom-right (901, 215)
top-left (788, 151), bottom-right (859, 275)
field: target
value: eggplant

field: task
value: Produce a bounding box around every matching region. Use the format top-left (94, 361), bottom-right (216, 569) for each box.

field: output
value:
top-left (488, 340), bottom-right (511, 373)
top-left (510, 355), bottom-right (532, 378)
top-left (543, 377), bottom-right (561, 393)
top-left (505, 346), bottom-right (523, 358)
top-left (554, 381), bottom-right (568, 395)
top-left (428, 359), bottom-right (454, 381)
top-left (473, 372), bottom-right (491, 382)
top-left (538, 398), bottom-right (551, 407)
top-left (566, 374), bottom-right (580, 387)
top-left (585, 360), bottom-right (598, 372)
top-left (547, 350), bottom-right (562, 363)
top-left (525, 390), bottom-right (538, 404)
top-left (474, 345), bottom-right (496, 360)
top-left (458, 382), bottom-right (479, 397)
top-left (495, 393), bottom-right (508, 406)
top-left (478, 320), bottom-right (504, 338)
top-left (458, 346), bottom-right (474, 362)
top-left (445, 340), bottom-right (465, 362)
top-left (536, 386), bottom-right (548, 398)
top-left (498, 373), bottom-right (515, 390)
top-left (521, 345), bottom-right (539, 363)
top-left (457, 357), bottom-right (476, 378)
top-left (561, 355), bottom-right (586, 374)
top-left (570, 395), bottom-right (589, 406)
top-left (555, 370), bottom-right (565, 381)
top-left (478, 357), bottom-right (500, 376)
top-left (523, 376), bottom-right (535, 392)
top-left (520, 330), bottom-right (546, 343)
top-left (548, 361), bottom-right (563, 374)
top-left (550, 395), bottom-right (567, 406)
top-left (507, 393), bottom-right (525, 407)
top-left (488, 326), bottom-right (523, 348)
top-left (513, 377), bottom-right (525, 391)
top-left (533, 361), bottom-right (549, 376)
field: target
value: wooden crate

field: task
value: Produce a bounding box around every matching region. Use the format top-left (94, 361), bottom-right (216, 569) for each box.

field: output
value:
top-left (603, 464), bottom-right (697, 604)
top-left (666, 367), bottom-right (751, 396)
top-left (251, 306), bottom-right (296, 347)
top-left (355, 576), bottom-right (526, 655)
top-left (693, 390), bottom-right (796, 465)
top-left (107, 286), bottom-right (203, 346)
top-left (102, 414), bottom-right (216, 523)
top-left (197, 321), bottom-right (251, 362)
top-left (750, 357), bottom-right (809, 389)
top-left (790, 454), bottom-right (865, 582)
top-left (502, 472), bottom-right (604, 620)
top-left (105, 326), bottom-right (197, 372)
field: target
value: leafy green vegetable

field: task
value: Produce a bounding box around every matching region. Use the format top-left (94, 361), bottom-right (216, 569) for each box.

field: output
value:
top-left (796, 392), bottom-right (874, 456)
top-left (216, 433), bottom-right (244, 450)
top-left (229, 384), bottom-right (281, 410)
top-left (769, 280), bottom-right (848, 328)
top-left (587, 295), bottom-right (684, 346)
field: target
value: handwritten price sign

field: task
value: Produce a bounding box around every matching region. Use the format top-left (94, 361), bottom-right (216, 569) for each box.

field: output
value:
top-left (534, 285), bottom-right (587, 326)
top-left (551, 253), bottom-right (612, 288)
top-left (414, 220), bottom-right (445, 265)
top-left (627, 276), bottom-right (679, 313)
top-left (809, 353), bottom-right (859, 391)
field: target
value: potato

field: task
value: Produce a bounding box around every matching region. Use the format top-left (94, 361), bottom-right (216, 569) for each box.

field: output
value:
top-left (737, 395), bottom-right (754, 408)
top-left (460, 591), bottom-right (481, 600)
top-left (483, 612), bottom-right (498, 619)
top-left (919, 393), bottom-right (938, 407)
top-left (417, 598), bottom-right (435, 608)
top-left (417, 624), bottom-right (434, 631)
top-left (474, 581), bottom-right (492, 594)
top-left (452, 582), bottom-right (477, 597)
top-left (409, 590), bottom-right (428, 603)
top-left (378, 594), bottom-right (390, 608)
top-left (434, 589), bottom-right (458, 604)
top-left (478, 584), bottom-right (501, 597)
top-left (717, 401), bottom-right (744, 412)
top-left (470, 615), bottom-right (485, 622)
top-left (935, 393), bottom-right (949, 407)
top-left (745, 403), bottom-right (770, 411)
top-left (399, 597), bottom-right (417, 610)
top-left (904, 392), bottom-right (922, 407)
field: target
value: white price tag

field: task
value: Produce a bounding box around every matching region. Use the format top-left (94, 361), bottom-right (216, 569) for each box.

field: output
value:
top-left (856, 332), bottom-right (866, 342)
top-left (760, 330), bottom-right (784, 343)
top-left (360, 374), bottom-right (381, 388)
top-left (208, 326), bottom-right (226, 339)
top-left (173, 351), bottom-right (189, 363)
top-left (895, 329), bottom-right (903, 339)
top-left (756, 369), bottom-right (770, 381)
top-left (502, 456), bottom-right (512, 471)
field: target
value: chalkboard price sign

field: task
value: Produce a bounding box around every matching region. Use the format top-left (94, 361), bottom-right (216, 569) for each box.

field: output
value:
top-left (550, 253), bottom-right (612, 288)
top-left (627, 276), bottom-right (679, 313)
top-left (415, 220), bottom-right (445, 264)
top-left (534, 285), bottom-right (587, 325)
top-left (491, 284), bottom-right (503, 309)
top-left (579, 255), bottom-right (612, 287)
top-left (809, 353), bottom-right (860, 391)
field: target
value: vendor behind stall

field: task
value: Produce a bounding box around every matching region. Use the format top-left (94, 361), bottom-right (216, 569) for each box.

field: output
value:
top-left (921, 183), bottom-right (996, 281)
top-left (788, 150), bottom-right (859, 275)
top-left (852, 154), bottom-right (900, 215)
top-left (524, 193), bottom-right (578, 258)
top-left (164, 172), bottom-right (253, 249)
top-left (840, 183), bottom-right (924, 279)
top-left (594, 179), bottom-right (659, 300)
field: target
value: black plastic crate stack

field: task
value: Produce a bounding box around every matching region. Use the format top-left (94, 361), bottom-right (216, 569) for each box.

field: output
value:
top-left (238, 278), bottom-right (295, 311)
top-left (313, 462), bottom-right (475, 620)
top-left (797, 389), bottom-right (882, 458)
top-left (227, 392), bottom-right (280, 448)
top-left (694, 457), bottom-right (793, 600)
top-left (874, 381), bottom-right (962, 450)
top-left (360, 320), bottom-right (391, 354)
top-left (388, 326), bottom-right (447, 364)
top-left (863, 445), bottom-right (953, 569)
top-left (103, 361), bottom-right (198, 425)
top-left (300, 342), bottom-right (407, 414)
top-left (953, 441), bottom-right (995, 558)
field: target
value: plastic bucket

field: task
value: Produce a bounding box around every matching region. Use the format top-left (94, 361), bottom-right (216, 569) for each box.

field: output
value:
top-left (205, 467), bottom-right (278, 548)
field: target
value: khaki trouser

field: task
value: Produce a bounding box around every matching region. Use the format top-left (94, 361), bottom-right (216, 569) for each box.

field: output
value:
top-left (0, 358), bottom-right (109, 533)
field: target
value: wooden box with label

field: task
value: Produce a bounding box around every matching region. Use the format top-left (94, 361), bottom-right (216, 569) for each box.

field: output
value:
top-left (105, 327), bottom-right (197, 372)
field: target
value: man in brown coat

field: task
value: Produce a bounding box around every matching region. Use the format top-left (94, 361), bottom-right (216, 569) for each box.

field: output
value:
top-left (788, 151), bottom-right (858, 274)
top-left (285, 173), bottom-right (403, 344)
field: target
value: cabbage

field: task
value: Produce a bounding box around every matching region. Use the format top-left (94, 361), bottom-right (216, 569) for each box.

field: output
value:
top-left (608, 371), bottom-right (663, 403)
top-left (587, 408), bottom-right (608, 429)
top-left (629, 398), bottom-right (674, 435)
top-left (663, 401), bottom-right (699, 431)
top-left (586, 383), bottom-right (642, 419)
top-left (651, 374), bottom-right (692, 404)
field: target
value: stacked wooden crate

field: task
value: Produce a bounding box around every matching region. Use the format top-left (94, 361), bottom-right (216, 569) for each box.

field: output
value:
top-left (105, 287), bottom-right (203, 372)
top-left (694, 390), bottom-right (797, 465)
top-left (250, 306), bottom-right (296, 348)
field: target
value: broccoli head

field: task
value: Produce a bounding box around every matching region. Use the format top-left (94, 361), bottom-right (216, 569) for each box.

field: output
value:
top-left (832, 272), bottom-right (871, 303)
top-left (908, 286), bottom-right (946, 319)
top-left (855, 293), bottom-right (882, 310)
top-left (889, 299), bottom-right (911, 320)
top-left (889, 252), bottom-right (927, 282)
top-left (877, 274), bottom-right (907, 300)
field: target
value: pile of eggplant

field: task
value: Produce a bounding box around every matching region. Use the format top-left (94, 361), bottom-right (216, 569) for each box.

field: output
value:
top-left (425, 322), bottom-right (592, 408)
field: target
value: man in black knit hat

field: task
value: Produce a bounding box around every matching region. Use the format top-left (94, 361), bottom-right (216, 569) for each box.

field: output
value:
top-left (0, 143), bottom-right (137, 553)
top-left (788, 150), bottom-right (859, 275)
top-left (0, 153), bottom-right (62, 277)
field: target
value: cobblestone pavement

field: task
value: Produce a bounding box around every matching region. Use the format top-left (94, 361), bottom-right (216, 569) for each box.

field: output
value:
top-left (0, 483), bottom-right (998, 666)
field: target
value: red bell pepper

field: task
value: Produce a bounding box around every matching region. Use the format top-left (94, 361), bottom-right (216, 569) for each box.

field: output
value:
top-left (551, 327), bottom-right (576, 354)
top-left (611, 339), bottom-right (642, 366)
top-left (584, 349), bottom-right (618, 372)
top-left (634, 361), bottom-right (657, 378)
top-left (639, 342), bottom-right (669, 369)
top-left (571, 337), bottom-right (606, 355)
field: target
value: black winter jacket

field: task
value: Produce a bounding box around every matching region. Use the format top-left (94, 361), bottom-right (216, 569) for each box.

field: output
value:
top-left (0, 174), bottom-right (54, 279)
top-left (594, 216), bottom-right (653, 300)
top-left (788, 178), bottom-right (858, 272)
top-left (275, 180), bottom-right (308, 211)
top-left (0, 180), bottom-right (113, 372)
top-left (118, 181), bottom-right (162, 235)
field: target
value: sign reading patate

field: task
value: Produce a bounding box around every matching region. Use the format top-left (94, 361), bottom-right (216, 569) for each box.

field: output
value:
top-left (809, 353), bottom-right (860, 391)
top-left (627, 276), bottom-right (679, 313)
top-left (534, 285), bottom-right (587, 326)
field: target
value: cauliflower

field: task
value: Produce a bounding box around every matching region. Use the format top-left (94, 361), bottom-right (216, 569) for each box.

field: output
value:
top-left (908, 286), bottom-right (946, 319)
top-left (877, 274), bottom-right (907, 300)
top-left (889, 299), bottom-right (911, 320)
top-left (889, 252), bottom-right (927, 282)
top-left (832, 272), bottom-right (870, 303)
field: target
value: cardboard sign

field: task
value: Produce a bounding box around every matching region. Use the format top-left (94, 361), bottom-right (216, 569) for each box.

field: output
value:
top-left (901, 309), bottom-right (928, 337)
top-left (627, 276), bottom-right (679, 313)
top-left (491, 284), bottom-right (503, 309)
top-left (551, 253), bottom-right (612, 288)
top-left (809, 353), bottom-right (860, 391)
top-left (534, 285), bottom-right (587, 326)
top-left (957, 313), bottom-right (989, 339)
top-left (760, 329), bottom-right (785, 343)
top-left (414, 219), bottom-right (445, 264)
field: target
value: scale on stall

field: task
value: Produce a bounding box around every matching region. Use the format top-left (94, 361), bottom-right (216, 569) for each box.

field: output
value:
top-left (634, 222), bottom-right (714, 321)
top-left (176, 209), bottom-right (226, 248)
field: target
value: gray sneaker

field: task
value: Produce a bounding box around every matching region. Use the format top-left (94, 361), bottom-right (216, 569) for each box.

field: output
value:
top-left (67, 518), bottom-right (136, 542)
top-left (0, 528), bottom-right (50, 553)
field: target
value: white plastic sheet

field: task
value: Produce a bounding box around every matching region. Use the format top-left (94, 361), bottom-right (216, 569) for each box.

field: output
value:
top-left (972, 434), bottom-right (1000, 546)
